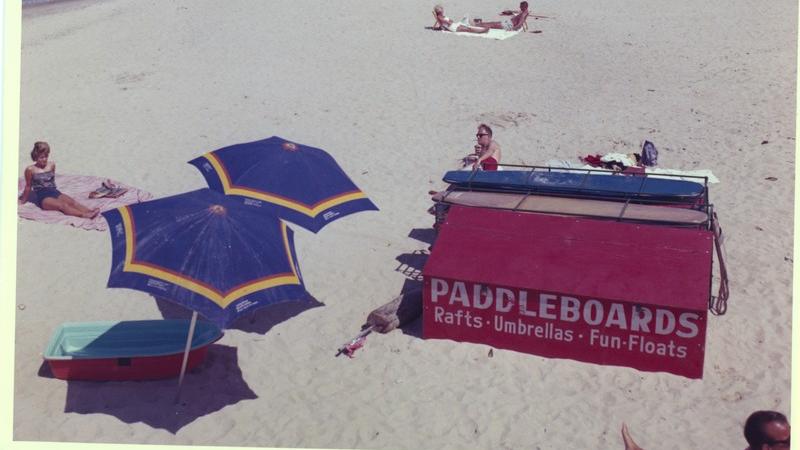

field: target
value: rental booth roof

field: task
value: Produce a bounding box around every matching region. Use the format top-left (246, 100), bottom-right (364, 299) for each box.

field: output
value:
top-left (421, 205), bottom-right (715, 378)
top-left (424, 205), bottom-right (713, 310)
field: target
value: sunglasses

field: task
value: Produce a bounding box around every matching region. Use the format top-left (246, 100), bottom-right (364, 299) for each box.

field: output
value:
top-left (476, 133), bottom-right (489, 138)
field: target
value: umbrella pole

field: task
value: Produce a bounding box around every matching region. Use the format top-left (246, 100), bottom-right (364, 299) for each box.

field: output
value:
top-left (174, 311), bottom-right (198, 403)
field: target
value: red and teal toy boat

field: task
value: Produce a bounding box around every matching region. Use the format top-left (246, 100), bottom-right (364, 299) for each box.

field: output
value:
top-left (43, 320), bottom-right (223, 381)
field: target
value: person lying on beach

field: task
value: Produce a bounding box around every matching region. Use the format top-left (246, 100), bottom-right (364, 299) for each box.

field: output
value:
top-left (18, 141), bottom-right (100, 219)
top-left (474, 1), bottom-right (530, 31)
top-left (432, 5), bottom-right (489, 34)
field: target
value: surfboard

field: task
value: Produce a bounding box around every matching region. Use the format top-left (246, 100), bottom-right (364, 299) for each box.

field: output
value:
top-left (432, 190), bottom-right (709, 225)
top-left (442, 170), bottom-right (706, 203)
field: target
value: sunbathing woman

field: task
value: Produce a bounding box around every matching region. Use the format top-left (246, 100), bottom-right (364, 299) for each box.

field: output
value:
top-left (433, 5), bottom-right (489, 34)
top-left (18, 141), bottom-right (100, 219)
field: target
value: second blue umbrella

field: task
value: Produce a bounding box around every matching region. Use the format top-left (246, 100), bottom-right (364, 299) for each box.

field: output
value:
top-left (189, 136), bottom-right (378, 233)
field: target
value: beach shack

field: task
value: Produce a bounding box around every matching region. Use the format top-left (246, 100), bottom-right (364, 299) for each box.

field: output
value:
top-left (422, 205), bottom-right (714, 378)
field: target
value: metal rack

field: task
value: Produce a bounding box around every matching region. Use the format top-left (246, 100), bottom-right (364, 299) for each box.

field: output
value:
top-left (431, 164), bottom-right (729, 315)
top-left (437, 164), bottom-right (714, 230)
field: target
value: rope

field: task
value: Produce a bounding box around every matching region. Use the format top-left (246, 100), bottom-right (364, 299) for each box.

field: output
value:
top-left (709, 211), bottom-right (729, 315)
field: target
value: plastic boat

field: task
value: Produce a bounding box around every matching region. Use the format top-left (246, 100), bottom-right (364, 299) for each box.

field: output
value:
top-left (43, 319), bottom-right (223, 381)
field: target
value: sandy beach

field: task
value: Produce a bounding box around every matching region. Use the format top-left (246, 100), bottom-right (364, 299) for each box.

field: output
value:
top-left (10, 0), bottom-right (796, 448)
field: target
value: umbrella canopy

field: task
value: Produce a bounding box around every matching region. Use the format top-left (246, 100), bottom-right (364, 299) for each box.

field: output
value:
top-left (188, 136), bottom-right (378, 233)
top-left (102, 188), bottom-right (307, 328)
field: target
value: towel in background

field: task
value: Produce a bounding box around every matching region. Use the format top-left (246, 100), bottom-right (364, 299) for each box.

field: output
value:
top-left (17, 174), bottom-right (154, 231)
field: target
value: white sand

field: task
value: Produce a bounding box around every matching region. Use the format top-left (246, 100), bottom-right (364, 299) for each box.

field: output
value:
top-left (12, 0), bottom-right (795, 448)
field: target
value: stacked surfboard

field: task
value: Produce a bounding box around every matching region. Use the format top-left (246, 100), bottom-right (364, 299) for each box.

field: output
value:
top-left (433, 168), bottom-right (711, 227)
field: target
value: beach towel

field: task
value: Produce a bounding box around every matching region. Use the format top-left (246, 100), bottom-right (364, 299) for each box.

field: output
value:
top-left (445, 28), bottom-right (521, 40)
top-left (575, 165), bottom-right (719, 183)
top-left (644, 168), bottom-right (719, 183)
top-left (545, 158), bottom-right (581, 169)
top-left (17, 174), bottom-right (154, 231)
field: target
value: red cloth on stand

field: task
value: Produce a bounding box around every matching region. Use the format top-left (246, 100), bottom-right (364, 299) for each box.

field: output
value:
top-left (580, 154), bottom-right (605, 167)
top-left (622, 166), bottom-right (646, 175)
top-left (481, 157), bottom-right (498, 171)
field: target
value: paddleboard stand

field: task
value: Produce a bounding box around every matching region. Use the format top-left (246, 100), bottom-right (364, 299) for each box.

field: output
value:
top-left (437, 164), bottom-right (713, 228)
top-left (431, 164), bottom-right (730, 316)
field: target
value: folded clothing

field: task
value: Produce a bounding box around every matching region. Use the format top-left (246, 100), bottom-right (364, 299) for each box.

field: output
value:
top-left (580, 153), bottom-right (641, 171)
top-left (18, 174), bottom-right (154, 231)
top-left (601, 152), bottom-right (638, 167)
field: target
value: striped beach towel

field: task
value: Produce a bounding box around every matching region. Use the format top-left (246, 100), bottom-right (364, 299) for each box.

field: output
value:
top-left (17, 174), bottom-right (153, 231)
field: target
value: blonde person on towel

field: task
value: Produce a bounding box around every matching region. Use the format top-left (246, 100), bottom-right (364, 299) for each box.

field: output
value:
top-left (433, 5), bottom-right (489, 34)
top-left (475, 1), bottom-right (530, 31)
top-left (18, 141), bottom-right (100, 219)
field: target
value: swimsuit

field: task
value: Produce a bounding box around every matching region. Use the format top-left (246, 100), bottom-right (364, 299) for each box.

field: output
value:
top-left (443, 16), bottom-right (475, 32)
top-left (442, 16), bottom-right (461, 32)
top-left (29, 170), bottom-right (62, 208)
top-left (481, 157), bottom-right (499, 171)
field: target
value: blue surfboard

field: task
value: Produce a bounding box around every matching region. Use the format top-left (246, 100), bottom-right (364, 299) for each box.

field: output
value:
top-left (443, 170), bottom-right (705, 202)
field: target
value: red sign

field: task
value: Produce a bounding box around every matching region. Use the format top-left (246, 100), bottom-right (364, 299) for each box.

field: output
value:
top-left (422, 206), bottom-right (713, 379)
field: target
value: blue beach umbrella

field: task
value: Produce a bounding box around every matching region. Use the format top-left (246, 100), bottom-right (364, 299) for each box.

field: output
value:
top-left (102, 188), bottom-right (307, 329)
top-left (188, 136), bottom-right (378, 233)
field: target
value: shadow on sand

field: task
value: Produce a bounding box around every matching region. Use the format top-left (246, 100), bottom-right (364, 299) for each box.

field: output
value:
top-left (408, 227), bottom-right (436, 246)
top-left (396, 278), bottom-right (423, 338)
top-left (153, 293), bottom-right (324, 335)
top-left (37, 295), bottom-right (324, 433)
top-left (391, 228), bottom-right (436, 338)
top-left (395, 250), bottom-right (427, 282)
top-left (41, 344), bottom-right (256, 434)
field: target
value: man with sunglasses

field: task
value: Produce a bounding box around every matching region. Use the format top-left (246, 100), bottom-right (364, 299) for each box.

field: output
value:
top-left (475, 1), bottom-right (530, 32)
top-left (745, 410), bottom-right (790, 449)
top-left (472, 123), bottom-right (502, 171)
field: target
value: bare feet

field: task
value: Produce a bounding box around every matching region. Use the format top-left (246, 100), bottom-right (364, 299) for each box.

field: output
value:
top-left (621, 423), bottom-right (644, 450)
top-left (83, 208), bottom-right (101, 219)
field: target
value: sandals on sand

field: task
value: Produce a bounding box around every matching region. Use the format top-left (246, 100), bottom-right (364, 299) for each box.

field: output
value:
top-left (89, 185), bottom-right (111, 198)
top-left (89, 179), bottom-right (126, 199)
